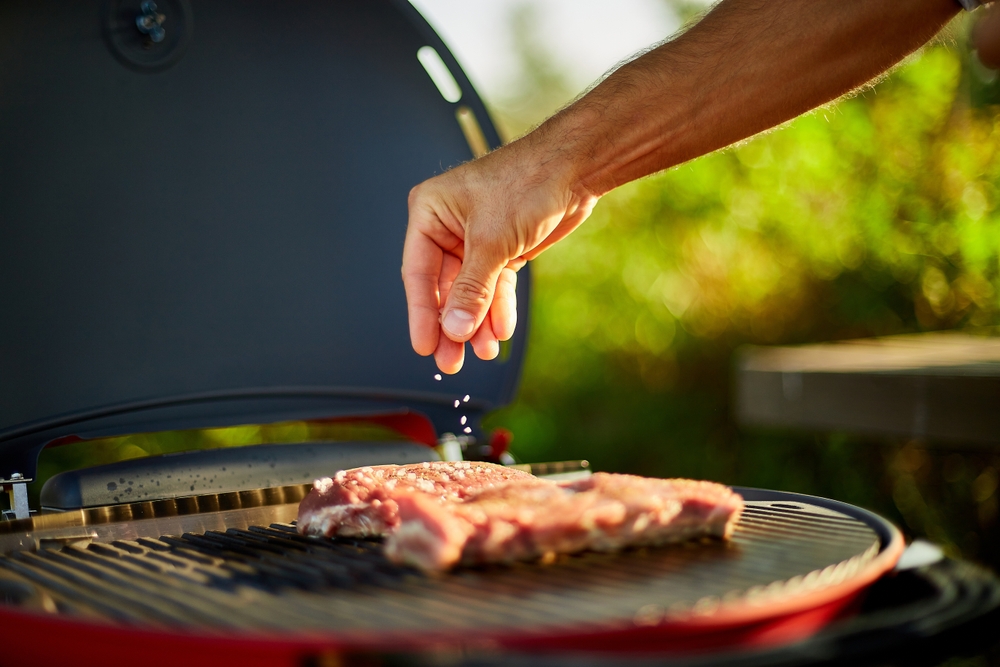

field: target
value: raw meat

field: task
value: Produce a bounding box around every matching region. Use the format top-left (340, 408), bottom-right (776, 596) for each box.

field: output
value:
top-left (297, 462), bottom-right (743, 572)
top-left (384, 473), bottom-right (744, 571)
top-left (296, 461), bottom-right (534, 538)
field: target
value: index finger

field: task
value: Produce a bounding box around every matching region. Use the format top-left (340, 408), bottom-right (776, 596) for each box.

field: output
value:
top-left (401, 228), bottom-right (446, 357)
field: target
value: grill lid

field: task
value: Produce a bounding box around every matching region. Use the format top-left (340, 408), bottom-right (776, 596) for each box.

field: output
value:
top-left (0, 0), bottom-right (523, 480)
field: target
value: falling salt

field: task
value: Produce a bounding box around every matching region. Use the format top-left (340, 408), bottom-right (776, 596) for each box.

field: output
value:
top-left (433, 374), bottom-right (442, 381)
top-left (460, 416), bottom-right (467, 425)
top-left (453, 399), bottom-right (460, 408)
top-left (462, 395), bottom-right (470, 403)
top-left (463, 427), bottom-right (472, 434)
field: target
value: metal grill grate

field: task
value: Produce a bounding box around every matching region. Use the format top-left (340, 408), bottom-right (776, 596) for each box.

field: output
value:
top-left (0, 501), bottom-right (880, 633)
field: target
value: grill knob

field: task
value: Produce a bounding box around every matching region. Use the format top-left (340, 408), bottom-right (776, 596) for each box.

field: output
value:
top-left (103, 0), bottom-right (192, 72)
top-left (135, 1), bottom-right (166, 44)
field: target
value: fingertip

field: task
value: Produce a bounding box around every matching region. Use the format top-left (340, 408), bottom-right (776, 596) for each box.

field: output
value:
top-left (412, 339), bottom-right (437, 357)
top-left (410, 320), bottom-right (438, 357)
top-left (434, 336), bottom-right (465, 374)
top-left (409, 307), bottom-right (441, 357)
top-left (471, 316), bottom-right (500, 361)
top-left (472, 336), bottom-right (500, 361)
top-left (491, 268), bottom-right (518, 341)
top-left (491, 303), bottom-right (517, 342)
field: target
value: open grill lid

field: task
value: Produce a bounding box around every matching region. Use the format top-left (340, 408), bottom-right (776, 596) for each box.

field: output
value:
top-left (0, 0), bottom-right (525, 480)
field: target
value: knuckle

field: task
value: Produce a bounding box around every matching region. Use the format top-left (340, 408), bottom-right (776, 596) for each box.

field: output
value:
top-left (451, 278), bottom-right (492, 306)
top-left (407, 184), bottom-right (423, 206)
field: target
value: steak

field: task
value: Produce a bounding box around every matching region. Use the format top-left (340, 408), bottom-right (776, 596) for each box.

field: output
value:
top-left (297, 461), bottom-right (534, 537)
top-left (384, 473), bottom-right (744, 571)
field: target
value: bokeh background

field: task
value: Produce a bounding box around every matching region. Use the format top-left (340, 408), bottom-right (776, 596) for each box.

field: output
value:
top-left (415, 0), bottom-right (1000, 577)
top-left (35, 1), bottom-right (1000, 590)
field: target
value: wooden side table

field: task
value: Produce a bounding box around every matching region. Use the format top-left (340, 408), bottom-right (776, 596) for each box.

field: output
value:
top-left (735, 333), bottom-right (1000, 445)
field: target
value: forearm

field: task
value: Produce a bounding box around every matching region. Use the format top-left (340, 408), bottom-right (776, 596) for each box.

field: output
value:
top-left (523, 0), bottom-right (959, 197)
top-left (401, 0), bottom-right (962, 370)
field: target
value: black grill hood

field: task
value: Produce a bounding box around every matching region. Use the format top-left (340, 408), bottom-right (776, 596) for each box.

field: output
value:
top-left (0, 0), bottom-right (526, 480)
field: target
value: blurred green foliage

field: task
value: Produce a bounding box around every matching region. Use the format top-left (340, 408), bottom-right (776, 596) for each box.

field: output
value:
top-left (484, 10), bottom-right (1000, 571)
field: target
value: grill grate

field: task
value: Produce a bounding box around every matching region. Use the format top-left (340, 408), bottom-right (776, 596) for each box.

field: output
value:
top-left (0, 501), bottom-right (881, 633)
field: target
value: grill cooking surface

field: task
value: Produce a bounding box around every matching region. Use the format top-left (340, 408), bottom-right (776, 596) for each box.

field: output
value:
top-left (0, 501), bottom-right (880, 633)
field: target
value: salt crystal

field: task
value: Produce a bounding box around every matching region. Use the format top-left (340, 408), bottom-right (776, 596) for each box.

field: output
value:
top-left (460, 416), bottom-right (467, 425)
top-left (433, 374), bottom-right (442, 381)
top-left (454, 399), bottom-right (460, 408)
top-left (463, 426), bottom-right (472, 434)
top-left (463, 395), bottom-right (470, 402)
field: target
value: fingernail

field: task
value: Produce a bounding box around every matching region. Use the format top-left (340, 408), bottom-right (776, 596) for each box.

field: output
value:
top-left (442, 309), bottom-right (476, 337)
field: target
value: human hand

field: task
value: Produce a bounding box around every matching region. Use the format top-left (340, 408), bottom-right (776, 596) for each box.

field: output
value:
top-left (973, 2), bottom-right (1000, 68)
top-left (402, 140), bottom-right (598, 374)
top-left (401, 0), bottom-right (962, 376)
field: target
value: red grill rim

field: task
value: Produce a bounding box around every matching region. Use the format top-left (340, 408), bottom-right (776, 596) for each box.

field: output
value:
top-left (0, 488), bottom-right (904, 667)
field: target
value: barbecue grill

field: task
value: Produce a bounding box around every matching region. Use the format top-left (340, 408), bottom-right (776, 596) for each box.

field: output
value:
top-left (0, 2), bottom-right (997, 665)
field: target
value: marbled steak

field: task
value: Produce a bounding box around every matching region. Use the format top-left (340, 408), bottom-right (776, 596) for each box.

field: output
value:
top-left (298, 462), bottom-right (743, 572)
top-left (385, 473), bottom-right (744, 571)
top-left (297, 461), bottom-right (534, 538)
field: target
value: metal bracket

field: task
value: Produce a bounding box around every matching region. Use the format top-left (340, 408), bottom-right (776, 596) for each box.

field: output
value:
top-left (2, 474), bottom-right (32, 520)
top-left (436, 433), bottom-right (465, 462)
top-left (436, 433), bottom-right (479, 462)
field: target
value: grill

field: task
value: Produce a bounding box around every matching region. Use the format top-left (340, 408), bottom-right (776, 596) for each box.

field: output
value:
top-left (0, 487), bottom-right (911, 664)
top-left (0, 501), bottom-right (883, 635)
top-left (0, 1), bottom-right (997, 665)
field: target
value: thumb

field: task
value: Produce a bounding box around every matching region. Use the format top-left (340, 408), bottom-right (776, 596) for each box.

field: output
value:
top-left (441, 243), bottom-right (506, 343)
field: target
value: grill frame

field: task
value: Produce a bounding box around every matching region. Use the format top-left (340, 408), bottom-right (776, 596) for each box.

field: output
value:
top-left (0, 487), bottom-right (903, 667)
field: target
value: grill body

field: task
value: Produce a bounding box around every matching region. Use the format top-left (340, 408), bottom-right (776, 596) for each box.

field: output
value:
top-left (0, 489), bottom-right (903, 666)
top-left (0, 1), bottom-right (991, 664)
